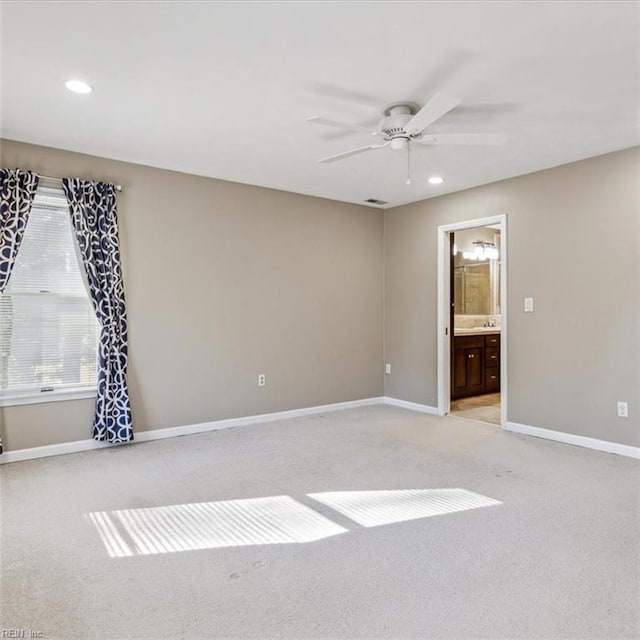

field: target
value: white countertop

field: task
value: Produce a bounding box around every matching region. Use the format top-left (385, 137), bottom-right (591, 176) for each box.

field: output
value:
top-left (454, 327), bottom-right (501, 336)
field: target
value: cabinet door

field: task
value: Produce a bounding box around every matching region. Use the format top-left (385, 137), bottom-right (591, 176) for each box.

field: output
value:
top-left (453, 349), bottom-right (469, 394)
top-left (467, 348), bottom-right (484, 392)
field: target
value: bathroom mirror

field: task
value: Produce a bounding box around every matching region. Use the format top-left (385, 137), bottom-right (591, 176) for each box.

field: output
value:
top-left (454, 263), bottom-right (491, 315)
top-left (453, 228), bottom-right (501, 317)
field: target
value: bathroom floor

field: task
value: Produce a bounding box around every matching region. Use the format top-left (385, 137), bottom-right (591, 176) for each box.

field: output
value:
top-left (450, 393), bottom-right (501, 425)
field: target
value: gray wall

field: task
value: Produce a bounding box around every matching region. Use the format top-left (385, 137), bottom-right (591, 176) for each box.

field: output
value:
top-left (0, 139), bottom-right (384, 451)
top-left (384, 147), bottom-right (639, 447)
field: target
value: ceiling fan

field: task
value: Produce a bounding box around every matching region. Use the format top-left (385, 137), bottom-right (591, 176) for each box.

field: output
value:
top-left (308, 93), bottom-right (506, 180)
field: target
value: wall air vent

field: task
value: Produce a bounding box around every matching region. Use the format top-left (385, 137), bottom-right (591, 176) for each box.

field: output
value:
top-left (364, 198), bottom-right (387, 206)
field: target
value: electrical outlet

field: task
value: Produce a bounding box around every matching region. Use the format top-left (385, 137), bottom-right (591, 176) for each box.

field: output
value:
top-left (385, 363), bottom-right (391, 375)
top-left (524, 297), bottom-right (534, 312)
top-left (258, 374), bottom-right (266, 387)
top-left (617, 401), bottom-right (628, 418)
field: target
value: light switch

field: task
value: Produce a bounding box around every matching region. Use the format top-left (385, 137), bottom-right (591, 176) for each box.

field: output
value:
top-left (524, 297), bottom-right (534, 312)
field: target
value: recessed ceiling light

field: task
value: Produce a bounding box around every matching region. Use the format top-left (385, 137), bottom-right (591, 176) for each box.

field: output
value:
top-left (428, 176), bottom-right (444, 185)
top-left (65, 79), bottom-right (93, 94)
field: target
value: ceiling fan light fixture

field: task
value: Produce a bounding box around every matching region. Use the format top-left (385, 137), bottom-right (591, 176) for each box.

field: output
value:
top-left (390, 138), bottom-right (409, 151)
top-left (428, 176), bottom-right (444, 185)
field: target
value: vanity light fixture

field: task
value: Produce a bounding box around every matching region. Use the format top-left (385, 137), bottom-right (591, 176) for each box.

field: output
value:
top-left (462, 241), bottom-right (499, 261)
top-left (428, 176), bottom-right (444, 185)
top-left (65, 79), bottom-right (93, 94)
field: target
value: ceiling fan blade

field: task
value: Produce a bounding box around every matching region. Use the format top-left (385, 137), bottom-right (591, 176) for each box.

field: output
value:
top-left (404, 93), bottom-right (461, 136)
top-left (308, 116), bottom-right (377, 136)
top-left (416, 133), bottom-right (507, 146)
top-left (318, 142), bottom-right (390, 164)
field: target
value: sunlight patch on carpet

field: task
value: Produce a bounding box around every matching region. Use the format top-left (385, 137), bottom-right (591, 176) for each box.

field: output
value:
top-left (307, 488), bottom-right (501, 527)
top-left (86, 495), bottom-right (348, 557)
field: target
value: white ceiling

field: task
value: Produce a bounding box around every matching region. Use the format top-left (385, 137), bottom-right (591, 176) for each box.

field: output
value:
top-left (2, 1), bottom-right (638, 208)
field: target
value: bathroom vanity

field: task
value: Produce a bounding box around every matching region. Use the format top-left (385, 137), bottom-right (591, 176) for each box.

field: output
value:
top-left (452, 330), bottom-right (500, 399)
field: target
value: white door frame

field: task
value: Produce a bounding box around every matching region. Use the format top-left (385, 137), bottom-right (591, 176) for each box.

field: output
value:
top-left (436, 214), bottom-right (508, 426)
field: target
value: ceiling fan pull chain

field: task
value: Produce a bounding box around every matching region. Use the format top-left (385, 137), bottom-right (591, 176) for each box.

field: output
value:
top-left (406, 142), bottom-right (411, 185)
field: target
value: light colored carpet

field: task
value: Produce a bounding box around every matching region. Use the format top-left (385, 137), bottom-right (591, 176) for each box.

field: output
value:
top-left (1, 406), bottom-right (638, 639)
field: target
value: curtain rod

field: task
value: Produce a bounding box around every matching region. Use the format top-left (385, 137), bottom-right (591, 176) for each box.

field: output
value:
top-left (38, 174), bottom-right (123, 192)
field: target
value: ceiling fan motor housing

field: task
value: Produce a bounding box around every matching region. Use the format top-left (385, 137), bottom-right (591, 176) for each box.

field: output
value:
top-left (379, 103), bottom-right (419, 149)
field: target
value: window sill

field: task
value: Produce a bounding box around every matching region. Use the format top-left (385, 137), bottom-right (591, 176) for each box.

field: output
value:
top-left (0, 387), bottom-right (97, 407)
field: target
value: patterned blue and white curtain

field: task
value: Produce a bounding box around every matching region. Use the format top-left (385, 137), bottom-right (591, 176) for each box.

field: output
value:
top-left (0, 169), bottom-right (40, 454)
top-left (62, 179), bottom-right (133, 444)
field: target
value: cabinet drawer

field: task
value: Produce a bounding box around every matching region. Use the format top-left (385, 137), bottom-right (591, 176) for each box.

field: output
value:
top-left (485, 334), bottom-right (500, 347)
top-left (485, 347), bottom-right (500, 367)
top-left (485, 368), bottom-right (500, 390)
top-left (454, 335), bottom-right (485, 350)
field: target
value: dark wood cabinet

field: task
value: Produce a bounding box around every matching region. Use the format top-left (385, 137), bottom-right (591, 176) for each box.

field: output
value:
top-left (452, 333), bottom-right (500, 399)
top-left (486, 347), bottom-right (500, 367)
top-left (453, 347), bottom-right (484, 395)
top-left (485, 334), bottom-right (500, 348)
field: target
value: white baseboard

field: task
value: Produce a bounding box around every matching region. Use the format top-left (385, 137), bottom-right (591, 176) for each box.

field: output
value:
top-left (3, 397), bottom-right (636, 463)
top-left (0, 397), bottom-right (385, 464)
top-left (383, 397), bottom-right (439, 415)
top-left (0, 437), bottom-right (121, 464)
top-left (504, 421), bottom-right (640, 459)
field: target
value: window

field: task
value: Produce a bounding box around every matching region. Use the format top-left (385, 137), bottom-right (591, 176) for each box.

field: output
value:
top-left (0, 187), bottom-right (100, 404)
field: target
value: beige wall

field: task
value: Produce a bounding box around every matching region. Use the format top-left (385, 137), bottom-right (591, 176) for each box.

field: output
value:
top-left (2, 141), bottom-right (637, 453)
top-left (0, 139), bottom-right (384, 451)
top-left (384, 147), bottom-right (639, 447)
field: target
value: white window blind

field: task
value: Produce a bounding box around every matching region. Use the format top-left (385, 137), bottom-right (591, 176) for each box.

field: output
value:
top-left (0, 187), bottom-right (100, 400)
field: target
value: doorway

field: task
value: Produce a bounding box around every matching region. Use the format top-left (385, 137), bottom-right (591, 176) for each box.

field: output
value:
top-left (436, 215), bottom-right (507, 426)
